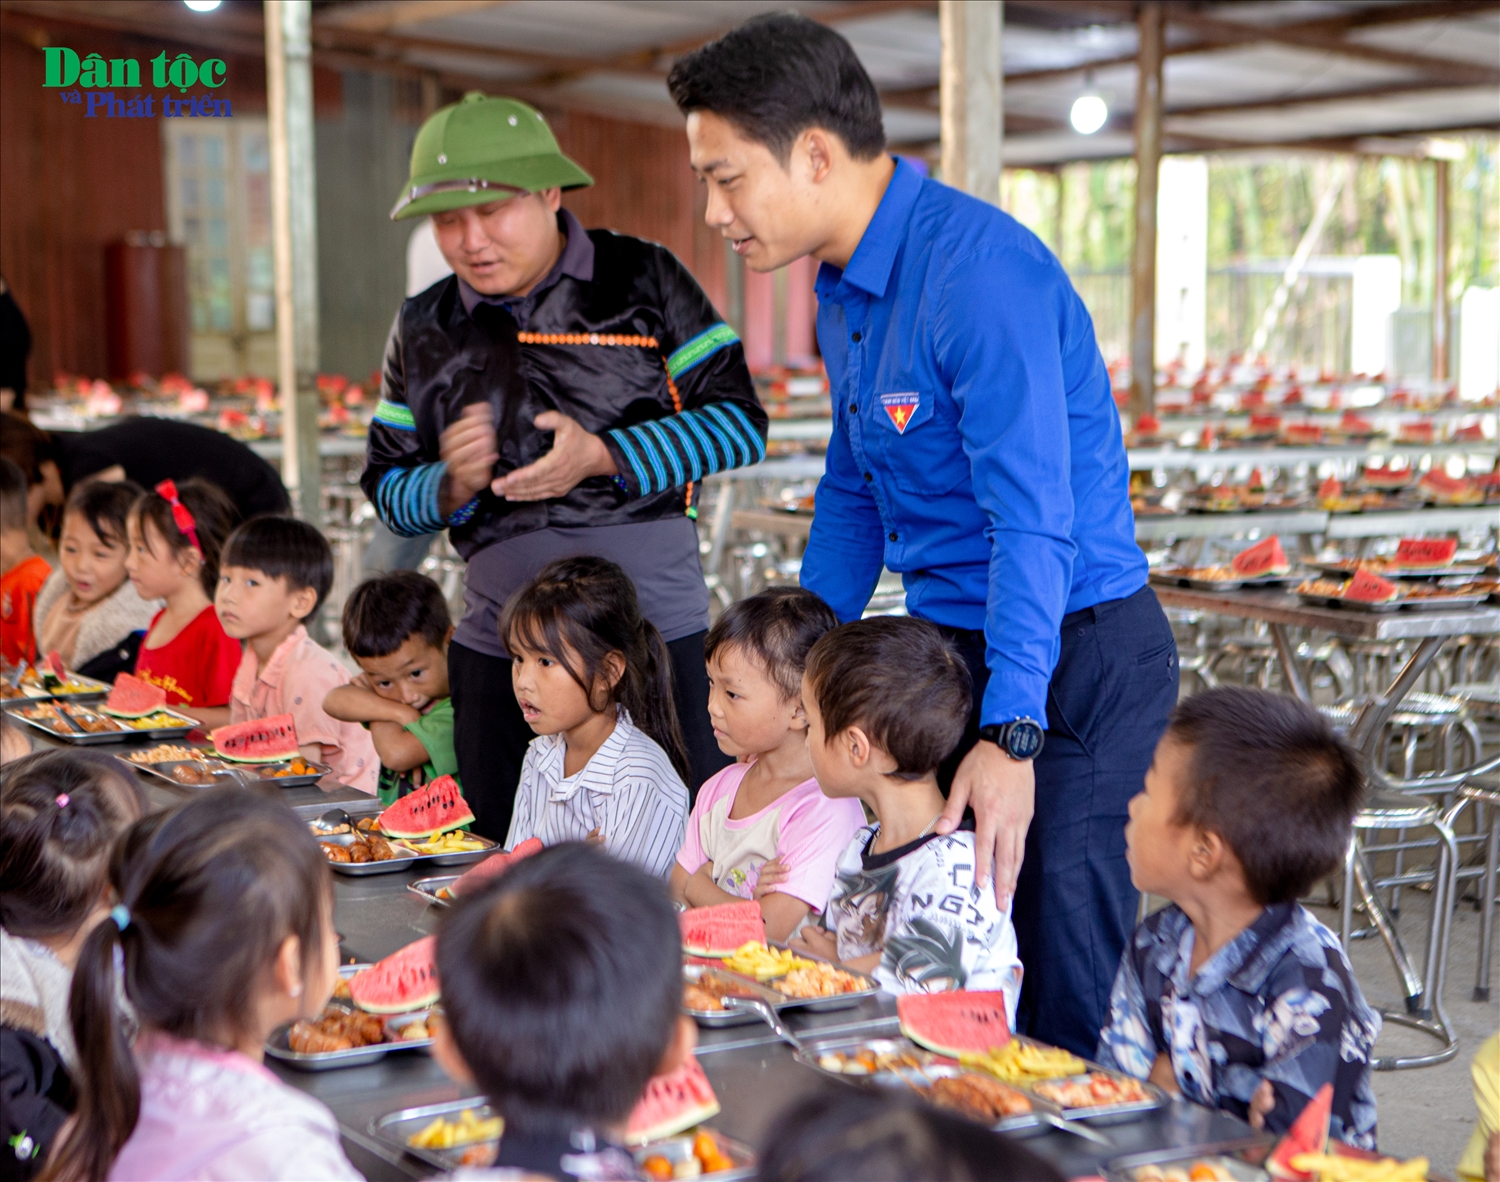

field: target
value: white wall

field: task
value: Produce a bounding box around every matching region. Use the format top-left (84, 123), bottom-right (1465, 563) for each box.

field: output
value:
top-left (1349, 255), bottom-right (1401, 378)
top-left (1155, 156), bottom-right (1207, 373)
top-left (1459, 286), bottom-right (1500, 400)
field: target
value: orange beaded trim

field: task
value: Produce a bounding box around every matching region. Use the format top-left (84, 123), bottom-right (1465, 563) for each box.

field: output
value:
top-left (516, 330), bottom-right (695, 516)
top-left (517, 332), bottom-right (660, 348)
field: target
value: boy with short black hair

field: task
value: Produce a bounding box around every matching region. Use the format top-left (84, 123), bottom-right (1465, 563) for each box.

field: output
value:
top-left (432, 842), bottom-right (695, 1179)
top-left (1096, 686), bottom-right (1378, 1145)
top-left (216, 516), bottom-right (377, 793)
top-left (324, 572), bottom-right (457, 806)
top-left (793, 617), bottom-right (1022, 1017)
top-left (0, 456), bottom-right (49, 667)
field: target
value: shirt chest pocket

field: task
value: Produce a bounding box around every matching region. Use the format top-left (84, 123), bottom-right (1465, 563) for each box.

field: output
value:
top-left (870, 390), bottom-right (968, 495)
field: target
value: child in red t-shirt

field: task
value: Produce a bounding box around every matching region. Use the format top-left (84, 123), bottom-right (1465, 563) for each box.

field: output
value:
top-left (126, 479), bottom-right (242, 728)
top-left (0, 457), bottom-right (50, 667)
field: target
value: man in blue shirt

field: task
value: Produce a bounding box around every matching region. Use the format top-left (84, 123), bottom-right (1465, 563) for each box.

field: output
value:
top-left (671, 14), bottom-right (1179, 1053)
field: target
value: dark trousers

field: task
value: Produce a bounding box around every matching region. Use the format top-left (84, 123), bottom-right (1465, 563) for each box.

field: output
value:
top-left (450, 631), bottom-right (732, 842)
top-left (938, 585), bottom-right (1178, 1057)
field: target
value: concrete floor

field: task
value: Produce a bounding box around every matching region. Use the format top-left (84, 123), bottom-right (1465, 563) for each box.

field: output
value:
top-left (1307, 883), bottom-right (1498, 1173)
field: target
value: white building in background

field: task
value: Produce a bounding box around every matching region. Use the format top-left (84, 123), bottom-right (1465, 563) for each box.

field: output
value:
top-left (1349, 255), bottom-right (1401, 378)
top-left (1459, 286), bottom-right (1500, 400)
top-left (1155, 156), bottom-right (1207, 373)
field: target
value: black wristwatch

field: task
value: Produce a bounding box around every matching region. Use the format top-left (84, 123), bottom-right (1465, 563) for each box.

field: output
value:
top-left (979, 718), bottom-right (1045, 761)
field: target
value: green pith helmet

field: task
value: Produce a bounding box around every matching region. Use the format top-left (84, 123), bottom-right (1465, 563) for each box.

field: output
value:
top-left (390, 92), bottom-right (593, 220)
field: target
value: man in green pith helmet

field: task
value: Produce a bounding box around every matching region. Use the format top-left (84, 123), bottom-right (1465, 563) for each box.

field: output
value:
top-left (362, 93), bottom-right (765, 839)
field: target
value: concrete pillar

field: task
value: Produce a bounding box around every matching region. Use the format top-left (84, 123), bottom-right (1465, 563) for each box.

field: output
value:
top-left (1155, 156), bottom-right (1207, 375)
top-left (1433, 158), bottom-right (1450, 383)
top-left (265, 0), bottom-right (322, 526)
top-left (939, 0), bottom-right (1003, 204)
top-left (1129, 1), bottom-right (1164, 419)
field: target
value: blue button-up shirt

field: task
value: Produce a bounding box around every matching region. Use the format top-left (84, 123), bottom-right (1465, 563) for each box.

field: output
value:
top-left (801, 158), bottom-right (1146, 726)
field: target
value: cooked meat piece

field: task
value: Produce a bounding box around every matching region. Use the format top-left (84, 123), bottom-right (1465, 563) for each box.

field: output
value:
top-left (364, 835), bottom-right (398, 861)
top-left (288, 1022), bottom-right (353, 1054)
top-left (346, 840), bottom-right (373, 864)
top-left (682, 984), bottom-right (724, 1012)
top-left (321, 843), bottom-right (352, 863)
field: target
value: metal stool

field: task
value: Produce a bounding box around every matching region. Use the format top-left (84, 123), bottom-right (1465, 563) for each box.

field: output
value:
top-left (1442, 776), bottom-right (1500, 1003)
top-left (1342, 790), bottom-right (1459, 1069)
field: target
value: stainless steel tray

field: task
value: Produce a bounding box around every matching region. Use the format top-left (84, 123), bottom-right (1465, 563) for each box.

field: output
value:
top-left (1106, 1145), bottom-right (1273, 1182)
top-left (1394, 591), bottom-right (1490, 611)
top-left (1295, 591), bottom-right (1405, 613)
top-left (408, 875), bottom-right (459, 907)
top-left (0, 671), bottom-right (111, 703)
top-left (316, 828), bottom-right (499, 876)
top-left (1005, 1040), bottom-right (1169, 1124)
top-left (1150, 569), bottom-right (1302, 592)
top-left (9, 703), bottom-right (199, 744)
top-left (793, 1035), bottom-right (1044, 1136)
top-left (370, 1095), bottom-right (755, 1178)
top-left (125, 754), bottom-right (331, 789)
top-left (682, 964), bottom-right (789, 1027)
top-left (265, 1007), bottom-right (435, 1071)
top-left (763, 943), bottom-right (881, 1013)
top-left (1310, 561), bottom-right (1486, 580)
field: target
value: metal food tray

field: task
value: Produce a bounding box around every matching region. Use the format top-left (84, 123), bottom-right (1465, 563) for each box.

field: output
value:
top-left (0, 672), bottom-right (111, 703)
top-left (1295, 591), bottom-right (1405, 613)
top-left (408, 875), bottom-right (459, 907)
top-left (127, 755), bottom-right (331, 789)
top-left (318, 828), bottom-right (499, 876)
top-left (762, 943), bottom-right (881, 1013)
top-left (1393, 591), bottom-right (1491, 611)
top-left (1105, 1145), bottom-right (1273, 1182)
top-left (1310, 562), bottom-right (1486, 580)
top-left (266, 1008), bottom-right (435, 1071)
top-left (371, 1095), bottom-right (755, 1178)
top-left (682, 964), bottom-right (789, 1027)
top-left (1013, 1043), bottom-right (1169, 1124)
top-left (793, 1035), bottom-right (1044, 1136)
top-left (9, 704), bottom-right (199, 744)
top-left (1150, 569), bottom-right (1301, 592)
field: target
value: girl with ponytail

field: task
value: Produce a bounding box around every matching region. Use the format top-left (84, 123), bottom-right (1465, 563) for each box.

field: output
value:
top-left (500, 555), bottom-right (689, 879)
top-left (40, 788), bottom-right (359, 1182)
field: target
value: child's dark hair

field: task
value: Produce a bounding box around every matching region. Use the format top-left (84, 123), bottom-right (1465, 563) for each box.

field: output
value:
top-left (131, 477), bottom-right (239, 597)
top-left (436, 842), bottom-right (681, 1138)
top-left (756, 1087), bottom-right (1064, 1182)
top-left (501, 556), bottom-right (688, 783)
top-left (0, 412), bottom-right (56, 487)
top-left (0, 455), bottom-right (27, 532)
top-left (804, 617), bottom-right (971, 780)
top-left (45, 789), bottom-right (333, 1182)
top-left (0, 750), bottom-right (147, 939)
top-left (1165, 687), bottom-right (1365, 905)
top-left (64, 478), bottom-right (143, 550)
top-left (344, 570), bottom-right (451, 659)
top-left (704, 586), bottom-right (837, 700)
top-left (222, 515), bottom-right (335, 614)
top-left (668, 13), bottom-right (885, 164)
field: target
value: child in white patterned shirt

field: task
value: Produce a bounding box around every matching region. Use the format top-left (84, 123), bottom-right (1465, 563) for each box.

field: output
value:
top-left (502, 556), bottom-right (688, 879)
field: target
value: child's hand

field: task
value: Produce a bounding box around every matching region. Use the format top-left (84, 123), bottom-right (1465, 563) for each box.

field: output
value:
top-left (1248, 1079), bottom-right (1275, 1130)
top-left (789, 925), bottom-right (838, 960)
top-left (752, 856), bottom-right (789, 900)
top-left (585, 827), bottom-right (605, 846)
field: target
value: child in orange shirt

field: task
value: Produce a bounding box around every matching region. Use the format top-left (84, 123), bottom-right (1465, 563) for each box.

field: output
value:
top-left (0, 457), bottom-right (49, 667)
top-left (217, 517), bottom-right (378, 794)
top-left (127, 479), bottom-right (242, 729)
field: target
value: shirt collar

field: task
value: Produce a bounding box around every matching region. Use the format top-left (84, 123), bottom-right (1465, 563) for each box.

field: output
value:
top-left (1151, 902), bottom-right (1300, 998)
top-left (255, 624), bottom-right (308, 690)
top-left (815, 156), bottom-right (922, 301)
top-left (543, 710), bottom-right (636, 803)
top-left (458, 207), bottom-right (594, 317)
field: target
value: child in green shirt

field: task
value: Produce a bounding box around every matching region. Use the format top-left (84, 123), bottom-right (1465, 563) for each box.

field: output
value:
top-left (324, 571), bottom-right (457, 806)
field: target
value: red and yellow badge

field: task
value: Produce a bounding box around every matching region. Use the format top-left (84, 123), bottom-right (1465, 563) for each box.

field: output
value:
top-left (879, 392), bottom-right (920, 434)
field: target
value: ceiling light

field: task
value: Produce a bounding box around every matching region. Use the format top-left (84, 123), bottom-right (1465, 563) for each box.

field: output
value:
top-left (1070, 93), bottom-right (1108, 135)
top-left (184, 0), bottom-right (221, 11)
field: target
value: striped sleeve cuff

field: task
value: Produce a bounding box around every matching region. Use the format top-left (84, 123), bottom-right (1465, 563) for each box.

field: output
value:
top-left (373, 463), bottom-right (472, 537)
top-left (605, 402), bottom-right (766, 497)
top-left (666, 324), bottom-right (739, 380)
top-left (372, 397), bottom-right (417, 431)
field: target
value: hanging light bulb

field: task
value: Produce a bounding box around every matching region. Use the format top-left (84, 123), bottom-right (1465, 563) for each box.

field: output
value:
top-left (184, 0), bottom-right (222, 10)
top-left (1070, 92), bottom-right (1108, 135)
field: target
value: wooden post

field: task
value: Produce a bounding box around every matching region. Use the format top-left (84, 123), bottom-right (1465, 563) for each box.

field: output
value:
top-left (1432, 157), bottom-right (1450, 383)
top-left (1129, 1), bottom-right (1164, 420)
top-left (939, 0), bottom-right (1003, 203)
top-left (265, 0), bottom-right (322, 526)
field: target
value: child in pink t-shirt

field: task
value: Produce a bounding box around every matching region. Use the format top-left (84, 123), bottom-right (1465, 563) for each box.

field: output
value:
top-left (671, 588), bottom-right (866, 942)
top-left (216, 517), bottom-right (377, 795)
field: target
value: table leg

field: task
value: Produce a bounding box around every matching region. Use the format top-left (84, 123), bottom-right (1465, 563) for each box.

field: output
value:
top-left (1350, 846), bottom-right (1426, 1011)
top-left (1348, 636), bottom-right (1445, 756)
top-left (1269, 624), bottom-right (1310, 702)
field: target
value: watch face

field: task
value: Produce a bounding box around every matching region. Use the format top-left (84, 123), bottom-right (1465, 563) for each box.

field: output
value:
top-left (1006, 721), bottom-right (1044, 760)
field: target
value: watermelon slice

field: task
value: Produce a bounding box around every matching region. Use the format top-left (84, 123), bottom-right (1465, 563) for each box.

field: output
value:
top-left (1266, 1082), bottom-right (1332, 1180)
top-left (1283, 423), bottom-right (1323, 445)
top-left (102, 672), bottom-right (168, 718)
top-left (349, 935), bottom-right (439, 1014)
top-left (1363, 465), bottom-right (1411, 489)
top-left (377, 774), bottom-right (475, 839)
top-left (624, 1056), bottom-right (720, 1147)
top-left (211, 714), bottom-right (299, 763)
top-left (1317, 477), bottom-right (1343, 504)
top-left (679, 900), bottom-right (765, 957)
top-left (1395, 537), bottom-right (1457, 569)
top-left (1343, 569), bottom-right (1400, 603)
top-left (449, 836), bottom-right (545, 897)
top-left (43, 650), bottom-right (66, 679)
top-left (897, 991), bottom-right (1012, 1058)
top-left (1232, 536), bottom-right (1289, 578)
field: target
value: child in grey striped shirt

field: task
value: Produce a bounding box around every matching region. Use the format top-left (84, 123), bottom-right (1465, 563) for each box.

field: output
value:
top-left (501, 557), bottom-right (688, 878)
